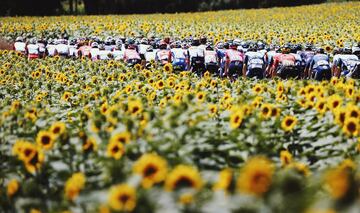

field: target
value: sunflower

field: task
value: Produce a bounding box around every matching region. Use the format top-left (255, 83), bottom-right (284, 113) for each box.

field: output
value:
top-left (156, 79), bottom-right (165, 90)
top-left (252, 84), bottom-right (263, 94)
top-left (325, 167), bottom-right (350, 200)
top-left (50, 121), bottom-right (66, 137)
top-left (165, 165), bottom-right (203, 191)
top-left (108, 184), bottom-right (136, 212)
top-left (334, 107), bottom-right (347, 127)
top-left (346, 104), bottom-right (359, 120)
top-left (106, 140), bottom-right (125, 160)
top-left (342, 117), bottom-right (359, 137)
top-left (83, 137), bottom-right (98, 152)
top-left (281, 115), bottom-right (298, 132)
top-left (213, 169), bottom-right (233, 192)
top-left (315, 98), bottom-right (327, 115)
top-left (133, 153), bottom-right (168, 188)
top-left (280, 150), bottom-right (292, 167)
top-left (163, 63), bottom-right (173, 73)
top-left (7, 179), bottom-right (20, 197)
top-left (36, 130), bottom-right (55, 150)
top-left (65, 172), bottom-right (86, 201)
top-left (109, 131), bottom-right (131, 144)
top-left (24, 148), bottom-right (44, 174)
top-left (230, 110), bottom-right (244, 129)
top-left (62, 91), bottom-right (72, 102)
top-left (128, 99), bottom-right (143, 116)
top-left (208, 104), bottom-right (218, 117)
top-left (237, 156), bottom-right (274, 197)
top-left (327, 95), bottom-right (342, 111)
top-left (345, 86), bottom-right (355, 98)
top-left (260, 103), bottom-right (272, 119)
top-left (196, 91), bottom-right (206, 103)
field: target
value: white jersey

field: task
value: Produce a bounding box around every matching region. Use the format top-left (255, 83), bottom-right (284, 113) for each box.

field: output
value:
top-left (105, 45), bottom-right (115, 51)
top-left (334, 54), bottom-right (359, 71)
top-left (112, 49), bottom-right (124, 60)
top-left (171, 48), bottom-right (187, 60)
top-left (145, 50), bottom-right (157, 62)
top-left (27, 44), bottom-right (39, 55)
top-left (98, 50), bottom-right (112, 60)
top-left (204, 50), bottom-right (217, 64)
top-left (246, 51), bottom-right (265, 69)
top-left (139, 44), bottom-right (150, 55)
top-left (188, 46), bottom-right (205, 59)
top-left (69, 45), bottom-right (78, 57)
top-left (56, 44), bottom-right (69, 55)
top-left (47, 45), bottom-right (57, 56)
top-left (37, 43), bottom-right (46, 53)
top-left (14, 42), bottom-right (26, 52)
top-left (198, 44), bottom-right (207, 51)
top-left (90, 48), bottom-right (100, 60)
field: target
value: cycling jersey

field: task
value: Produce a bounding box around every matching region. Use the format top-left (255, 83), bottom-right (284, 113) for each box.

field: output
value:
top-left (225, 49), bottom-right (244, 63)
top-left (273, 54), bottom-right (296, 69)
top-left (156, 49), bottom-right (170, 65)
top-left (14, 42), bottom-right (26, 53)
top-left (27, 44), bottom-right (39, 59)
top-left (90, 48), bottom-right (100, 61)
top-left (56, 44), bottom-right (69, 55)
top-left (245, 51), bottom-right (265, 69)
top-left (124, 49), bottom-right (141, 61)
top-left (204, 50), bottom-right (217, 64)
top-left (98, 50), bottom-right (112, 60)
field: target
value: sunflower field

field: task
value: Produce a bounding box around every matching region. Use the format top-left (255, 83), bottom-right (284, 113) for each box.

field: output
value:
top-left (1, 2), bottom-right (360, 213)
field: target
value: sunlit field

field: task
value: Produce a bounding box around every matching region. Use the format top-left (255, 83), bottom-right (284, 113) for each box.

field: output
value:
top-left (0, 2), bottom-right (360, 213)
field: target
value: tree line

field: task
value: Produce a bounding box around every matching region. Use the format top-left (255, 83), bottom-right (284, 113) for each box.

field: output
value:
top-left (1, 0), bottom-right (331, 16)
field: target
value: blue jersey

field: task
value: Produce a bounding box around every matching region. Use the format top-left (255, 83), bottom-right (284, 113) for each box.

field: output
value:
top-left (309, 54), bottom-right (330, 70)
top-left (216, 49), bottom-right (226, 68)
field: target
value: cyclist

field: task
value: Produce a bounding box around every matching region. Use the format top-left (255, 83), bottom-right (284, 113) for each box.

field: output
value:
top-left (306, 47), bottom-right (331, 81)
top-left (224, 42), bottom-right (244, 81)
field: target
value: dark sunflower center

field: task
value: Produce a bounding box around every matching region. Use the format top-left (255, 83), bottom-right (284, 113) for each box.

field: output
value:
top-left (41, 136), bottom-right (50, 145)
top-left (132, 106), bottom-right (139, 114)
top-left (285, 119), bottom-right (294, 126)
top-left (271, 109), bottom-right (277, 116)
top-left (144, 165), bottom-right (158, 177)
top-left (175, 176), bottom-right (194, 189)
top-left (332, 101), bottom-right (339, 108)
top-left (112, 146), bottom-right (119, 153)
top-left (53, 127), bottom-right (61, 134)
top-left (340, 113), bottom-right (345, 123)
top-left (234, 115), bottom-right (240, 124)
top-left (24, 148), bottom-right (33, 157)
top-left (118, 194), bottom-right (130, 203)
top-left (262, 107), bottom-right (269, 114)
top-left (350, 111), bottom-right (358, 118)
top-left (318, 103), bottom-right (324, 110)
top-left (347, 122), bottom-right (356, 132)
top-left (198, 95), bottom-right (203, 99)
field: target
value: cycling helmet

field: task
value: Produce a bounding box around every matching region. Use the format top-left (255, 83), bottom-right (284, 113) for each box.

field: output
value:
top-left (192, 38), bottom-right (200, 46)
top-left (229, 42), bottom-right (238, 50)
top-left (316, 47), bottom-right (325, 54)
top-left (200, 36), bottom-right (207, 45)
top-left (91, 42), bottom-right (99, 48)
top-left (159, 41), bottom-right (167, 49)
top-left (206, 45), bottom-right (214, 51)
top-left (305, 43), bottom-right (313, 51)
top-left (29, 38), bottom-right (37, 44)
top-left (15, 36), bottom-right (24, 42)
top-left (281, 44), bottom-right (291, 54)
top-left (257, 41), bottom-right (265, 50)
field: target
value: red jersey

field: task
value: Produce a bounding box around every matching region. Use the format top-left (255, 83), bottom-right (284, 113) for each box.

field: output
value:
top-left (124, 49), bottom-right (141, 61)
top-left (272, 54), bottom-right (296, 69)
top-left (225, 49), bottom-right (244, 63)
